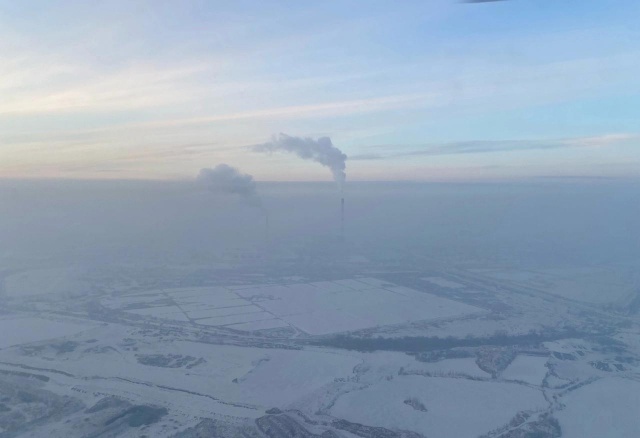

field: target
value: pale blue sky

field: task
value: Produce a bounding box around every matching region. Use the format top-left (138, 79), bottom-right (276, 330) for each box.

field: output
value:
top-left (1, 0), bottom-right (638, 180)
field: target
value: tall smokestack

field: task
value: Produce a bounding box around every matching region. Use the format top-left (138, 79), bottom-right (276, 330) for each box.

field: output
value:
top-left (252, 133), bottom-right (348, 240)
top-left (341, 197), bottom-right (345, 240)
top-left (265, 210), bottom-right (270, 244)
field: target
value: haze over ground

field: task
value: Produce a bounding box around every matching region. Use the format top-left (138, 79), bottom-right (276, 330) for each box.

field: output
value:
top-left (1, 179), bottom-right (638, 268)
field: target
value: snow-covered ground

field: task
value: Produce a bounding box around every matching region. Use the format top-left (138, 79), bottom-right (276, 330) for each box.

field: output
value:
top-left (330, 375), bottom-right (547, 437)
top-left (0, 315), bottom-right (96, 349)
top-left (234, 278), bottom-right (484, 335)
top-left (501, 355), bottom-right (549, 385)
top-left (475, 264), bottom-right (639, 305)
top-left (4, 268), bottom-right (88, 298)
top-left (421, 277), bottom-right (465, 289)
top-left (102, 278), bottom-right (484, 334)
top-left (0, 322), bottom-right (360, 412)
top-left (556, 378), bottom-right (640, 438)
top-left (2, 258), bottom-right (638, 437)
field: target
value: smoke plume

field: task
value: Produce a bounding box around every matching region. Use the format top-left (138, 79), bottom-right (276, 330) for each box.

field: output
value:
top-left (252, 133), bottom-right (347, 190)
top-left (197, 164), bottom-right (261, 207)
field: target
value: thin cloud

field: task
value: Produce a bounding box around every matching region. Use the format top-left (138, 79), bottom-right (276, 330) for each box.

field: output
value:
top-left (349, 134), bottom-right (638, 160)
top-left (462, 0), bottom-right (508, 3)
top-left (130, 93), bottom-right (434, 129)
top-left (348, 153), bottom-right (385, 161)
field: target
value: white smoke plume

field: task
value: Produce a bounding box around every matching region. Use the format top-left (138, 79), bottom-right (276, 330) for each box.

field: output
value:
top-left (252, 133), bottom-right (347, 190)
top-left (197, 164), bottom-right (270, 242)
top-left (197, 164), bottom-right (261, 207)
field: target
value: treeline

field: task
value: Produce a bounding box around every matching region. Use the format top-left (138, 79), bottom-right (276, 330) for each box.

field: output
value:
top-left (310, 328), bottom-right (583, 353)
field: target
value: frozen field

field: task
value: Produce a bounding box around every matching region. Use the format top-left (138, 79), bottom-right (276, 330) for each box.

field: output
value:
top-left (104, 278), bottom-right (483, 335)
top-left (0, 316), bottom-right (95, 348)
top-left (501, 355), bottom-right (549, 385)
top-left (544, 269), bottom-right (636, 304)
top-left (331, 375), bottom-right (547, 438)
top-left (556, 378), bottom-right (640, 438)
top-left (233, 348), bottom-right (360, 406)
top-left (103, 286), bottom-right (291, 331)
top-left (4, 268), bottom-right (88, 298)
top-left (234, 278), bottom-right (483, 335)
top-left (421, 277), bottom-right (465, 289)
top-left (0, 323), bottom-right (360, 412)
top-left (477, 264), bottom-right (639, 305)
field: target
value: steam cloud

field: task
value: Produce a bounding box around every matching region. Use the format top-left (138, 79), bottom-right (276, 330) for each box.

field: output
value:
top-left (197, 164), bottom-right (261, 207)
top-left (197, 164), bottom-right (270, 241)
top-left (253, 133), bottom-right (347, 190)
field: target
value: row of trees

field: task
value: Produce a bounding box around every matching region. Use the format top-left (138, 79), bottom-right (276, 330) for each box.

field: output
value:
top-left (312, 328), bottom-right (583, 352)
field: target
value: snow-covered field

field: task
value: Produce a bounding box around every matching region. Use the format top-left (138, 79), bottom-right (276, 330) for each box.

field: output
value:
top-left (103, 278), bottom-right (483, 334)
top-left (544, 272), bottom-right (634, 304)
top-left (230, 319), bottom-right (290, 331)
top-left (421, 277), bottom-right (465, 289)
top-left (0, 315), bottom-right (96, 348)
top-left (233, 348), bottom-right (360, 407)
top-left (2, 249), bottom-right (637, 437)
top-left (0, 323), bottom-right (360, 413)
top-left (556, 378), bottom-right (640, 438)
top-left (4, 268), bottom-right (88, 298)
top-left (476, 264), bottom-right (639, 305)
top-left (330, 375), bottom-right (547, 437)
top-left (233, 278), bottom-right (483, 335)
top-left (197, 311), bottom-right (279, 327)
top-left (501, 355), bottom-right (548, 385)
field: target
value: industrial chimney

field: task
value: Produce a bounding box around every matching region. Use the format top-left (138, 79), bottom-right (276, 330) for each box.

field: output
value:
top-left (341, 197), bottom-right (345, 240)
top-left (265, 210), bottom-right (270, 244)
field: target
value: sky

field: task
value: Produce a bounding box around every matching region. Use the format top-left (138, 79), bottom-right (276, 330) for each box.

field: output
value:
top-left (1, 0), bottom-right (639, 181)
